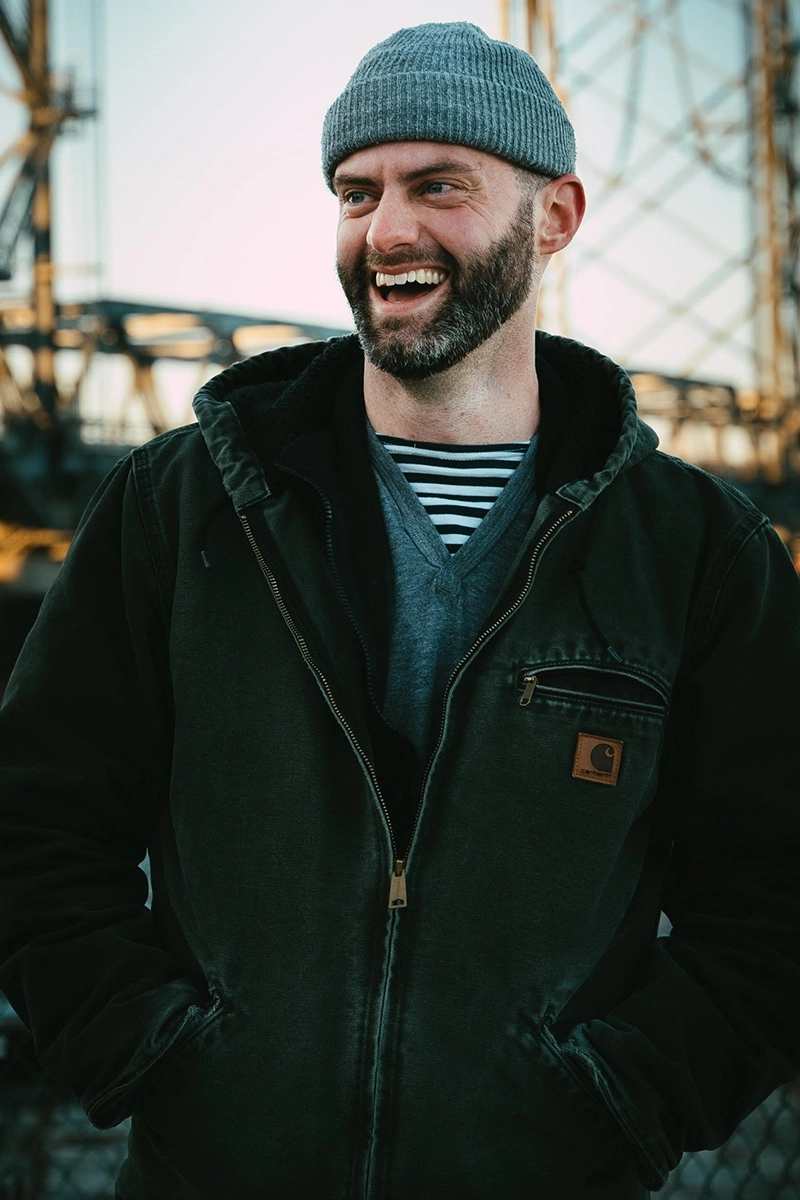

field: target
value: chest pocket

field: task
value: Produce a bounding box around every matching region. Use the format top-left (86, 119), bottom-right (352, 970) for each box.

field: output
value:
top-left (514, 663), bottom-right (669, 823)
top-left (518, 665), bottom-right (667, 716)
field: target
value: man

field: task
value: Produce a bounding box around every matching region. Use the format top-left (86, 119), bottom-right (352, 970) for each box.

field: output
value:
top-left (1, 22), bottom-right (799, 1200)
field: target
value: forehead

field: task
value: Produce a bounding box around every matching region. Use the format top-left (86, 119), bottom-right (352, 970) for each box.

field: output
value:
top-left (333, 140), bottom-right (516, 186)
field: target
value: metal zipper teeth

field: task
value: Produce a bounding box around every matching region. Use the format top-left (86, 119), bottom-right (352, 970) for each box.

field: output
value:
top-left (241, 487), bottom-right (401, 1196)
top-left (518, 675), bottom-right (665, 715)
top-left (519, 663), bottom-right (670, 706)
top-left (406, 505), bottom-right (576, 860)
top-left (238, 511), bottom-right (393, 848)
top-left (270, 463), bottom-right (403, 856)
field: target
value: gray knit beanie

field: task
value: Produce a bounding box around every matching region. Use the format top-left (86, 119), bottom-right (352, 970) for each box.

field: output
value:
top-left (322, 22), bottom-right (575, 189)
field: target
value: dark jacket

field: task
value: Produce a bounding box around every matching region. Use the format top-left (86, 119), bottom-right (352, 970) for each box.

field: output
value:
top-left (1, 333), bottom-right (799, 1200)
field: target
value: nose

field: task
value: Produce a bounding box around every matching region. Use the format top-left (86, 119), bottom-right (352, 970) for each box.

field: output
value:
top-left (366, 190), bottom-right (420, 255)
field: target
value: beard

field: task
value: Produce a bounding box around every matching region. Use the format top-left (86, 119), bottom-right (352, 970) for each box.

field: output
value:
top-left (336, 193), bottom-right (536, 381)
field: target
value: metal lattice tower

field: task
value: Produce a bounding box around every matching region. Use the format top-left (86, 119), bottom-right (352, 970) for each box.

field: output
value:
top-left (499, 0), bottom-right (800, 490)
top-left (0, 1), bottom-right (346, 542)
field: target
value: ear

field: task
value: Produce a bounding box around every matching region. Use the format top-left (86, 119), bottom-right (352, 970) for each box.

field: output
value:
top-left (536, 175), bottom-right (586, 257)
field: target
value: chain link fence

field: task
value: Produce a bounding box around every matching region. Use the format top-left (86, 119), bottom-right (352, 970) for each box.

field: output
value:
top-left (0, 997), bottom-right (126, 1200)
top-left (1, 992), bottom-right (798, 1199)
top-left (659, 1084), bottom-right (800, 1199)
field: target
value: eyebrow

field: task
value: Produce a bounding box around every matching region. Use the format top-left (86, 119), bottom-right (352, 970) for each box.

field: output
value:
top-left (333, 160), bottom-right (482, 190)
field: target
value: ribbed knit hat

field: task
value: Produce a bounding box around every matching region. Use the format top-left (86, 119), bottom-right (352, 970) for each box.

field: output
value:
top-left (322, 22), bottom-right (575, 189)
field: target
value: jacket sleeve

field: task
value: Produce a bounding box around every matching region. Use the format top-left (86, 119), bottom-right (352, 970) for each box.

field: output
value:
top-left (0, 455), bottom-right (208, 1128)
top-left (564, 518), bottom-right (800, 1189)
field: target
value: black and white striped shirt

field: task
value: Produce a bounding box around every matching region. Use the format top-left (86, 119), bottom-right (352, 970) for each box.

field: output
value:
top-left (377, 436), bottom-right (529, 552)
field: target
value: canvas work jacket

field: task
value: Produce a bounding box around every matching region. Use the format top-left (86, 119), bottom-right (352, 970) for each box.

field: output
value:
top-left (1, 332), bottom-right (799, 1200)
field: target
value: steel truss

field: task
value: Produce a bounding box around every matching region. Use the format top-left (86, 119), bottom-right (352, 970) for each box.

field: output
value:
top-left (500, 0), bottom-right (799, 515)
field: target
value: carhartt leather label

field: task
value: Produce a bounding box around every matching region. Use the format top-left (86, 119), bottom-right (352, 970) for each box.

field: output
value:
top-left (572, 733), bottom-right (623, 786)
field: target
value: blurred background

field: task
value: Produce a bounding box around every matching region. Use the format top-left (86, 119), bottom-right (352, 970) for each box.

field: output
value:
top-left (0, 1), bottom-right (798, 1196)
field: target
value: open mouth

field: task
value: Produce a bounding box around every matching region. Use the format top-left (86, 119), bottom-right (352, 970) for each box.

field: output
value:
top-left (373, 268), bottom-right (449, 303)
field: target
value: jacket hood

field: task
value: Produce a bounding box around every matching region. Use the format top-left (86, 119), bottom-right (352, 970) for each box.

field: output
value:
top-left (192, 331), bottom-right (658, 514)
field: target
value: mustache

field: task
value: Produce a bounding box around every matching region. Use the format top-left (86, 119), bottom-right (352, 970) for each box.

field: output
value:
top-left (361, 250), bottom-right (456, 274)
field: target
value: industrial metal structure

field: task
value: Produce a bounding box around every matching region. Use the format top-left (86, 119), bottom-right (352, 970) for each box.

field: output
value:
top-left (0, 0), bottom-right (796, 553)
top-left (0, 0), bottom-right (346, 678)
top-left (495, 9), bottom-right (800, 1197)
top-left (500, 0), bottom-right (800, 547)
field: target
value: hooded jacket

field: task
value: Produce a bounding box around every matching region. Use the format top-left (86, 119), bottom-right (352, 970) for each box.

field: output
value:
top-left (1, 332), bottom-right (799, 1200)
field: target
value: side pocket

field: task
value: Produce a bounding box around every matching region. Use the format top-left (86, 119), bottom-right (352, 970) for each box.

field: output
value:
top-left (136, 991), bottom-right (227, 1097)
top-left (540, 1021), bottom-right (623, 1129)
top-left (87, 989), bottom-right (228, 1128)
top-left (545, 1023), bottom-right (669, 1192)
top-left (511, 1012), bottom-right (639, 1190)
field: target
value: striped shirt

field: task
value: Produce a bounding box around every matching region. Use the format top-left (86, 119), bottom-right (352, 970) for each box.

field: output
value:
top-left (377, 436), bottom-right (529, 552)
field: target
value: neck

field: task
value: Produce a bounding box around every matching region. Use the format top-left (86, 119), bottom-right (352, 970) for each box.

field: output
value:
top-left (363, 304), bottom-right (540, 445)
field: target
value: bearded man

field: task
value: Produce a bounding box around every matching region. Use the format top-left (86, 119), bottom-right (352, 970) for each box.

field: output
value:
top-left (1, 22), bottom-right (799, 1200)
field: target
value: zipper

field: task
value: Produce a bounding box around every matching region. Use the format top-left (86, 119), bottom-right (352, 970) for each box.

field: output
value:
top-left (273, 464), bottom-right (395, 729)
top-left (388, 858), bottom-right (407, 907)
top-left (270, 462), bottom-right (411, 908)
top-left (531, 662), bottom-right (669, 701)
top-left (519, 672), bottom-right (538, 707)
top-left (517, 665), bottom-right (668, 713)
top-left (241, 496), bottom-right (573, 1200)
top-left (242, 498), bottom-right (575, 907)
top-left (408, 505), bottom-right (576, 854)
top-left (240, 483), bottom-right (407, 1198)
top-left (239, 509), bottom-right (403, 906)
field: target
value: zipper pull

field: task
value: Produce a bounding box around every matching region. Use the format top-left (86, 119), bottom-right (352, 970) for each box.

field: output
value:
top-left (519, 673), bottom-right (538, 707)
top-left (388, 859), bottom-right (407, 909)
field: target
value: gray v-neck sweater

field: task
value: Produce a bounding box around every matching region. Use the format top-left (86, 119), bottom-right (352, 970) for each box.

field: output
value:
top-left (368, 424), bottom-right (539, 757)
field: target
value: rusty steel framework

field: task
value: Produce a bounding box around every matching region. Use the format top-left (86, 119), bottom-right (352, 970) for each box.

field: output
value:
top-left (0, 0), bottom-right (94, 420)
top-left (0, 0), bottom-right (794, 531)
top-left (499, 0), bottom-right (800, 502)
top-left (0, 0), bottom-right (346, 537)
top-left (748, 0), bottom-right (799, 422)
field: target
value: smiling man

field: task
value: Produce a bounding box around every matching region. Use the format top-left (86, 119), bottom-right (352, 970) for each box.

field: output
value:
top-left (1, 22), bottom-right (800, 1200)
top-left (334, 143), bottom-right (558, 392)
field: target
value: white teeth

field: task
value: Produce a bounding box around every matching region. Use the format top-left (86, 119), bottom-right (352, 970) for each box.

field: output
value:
top-left (375, 269), bottom-right (447, 289)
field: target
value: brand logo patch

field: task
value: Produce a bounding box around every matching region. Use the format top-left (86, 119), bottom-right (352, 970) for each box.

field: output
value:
top-left (572, 733), bottom-right (624, 786)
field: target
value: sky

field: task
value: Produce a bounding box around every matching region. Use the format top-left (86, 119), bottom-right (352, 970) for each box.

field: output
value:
top-left (0, 0), bottom-right (789, 398)
top-left (68, 0), bottom-right (500, 327)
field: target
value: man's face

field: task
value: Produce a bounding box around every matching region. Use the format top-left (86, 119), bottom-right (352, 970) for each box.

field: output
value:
top-left (334, 142), bottom-right (538, 380)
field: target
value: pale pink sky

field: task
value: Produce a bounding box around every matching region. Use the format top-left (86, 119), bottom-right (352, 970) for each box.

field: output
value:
top-left (0, 1), bottom-right (767, 391)
top-left (101, 0), bottom-right (498, 329)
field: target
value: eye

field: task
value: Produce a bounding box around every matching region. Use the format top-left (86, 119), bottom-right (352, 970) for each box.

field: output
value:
top-left (343, 190), bottom-right (370, 206)
top-left (423, 181), bottom-right (455, 196)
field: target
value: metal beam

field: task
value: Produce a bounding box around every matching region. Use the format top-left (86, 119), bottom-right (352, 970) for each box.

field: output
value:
top-left (0, 3), bottom-right (34, 93)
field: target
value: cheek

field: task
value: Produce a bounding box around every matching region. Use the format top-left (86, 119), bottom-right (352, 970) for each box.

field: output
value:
top-left (337, 218), bottom-right (365, 264)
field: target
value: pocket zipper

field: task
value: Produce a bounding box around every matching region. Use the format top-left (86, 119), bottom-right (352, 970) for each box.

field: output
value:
top-left (518, 668), bottom-right (666, 714)
top-left (519, 672), bottom-right (538, 707)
